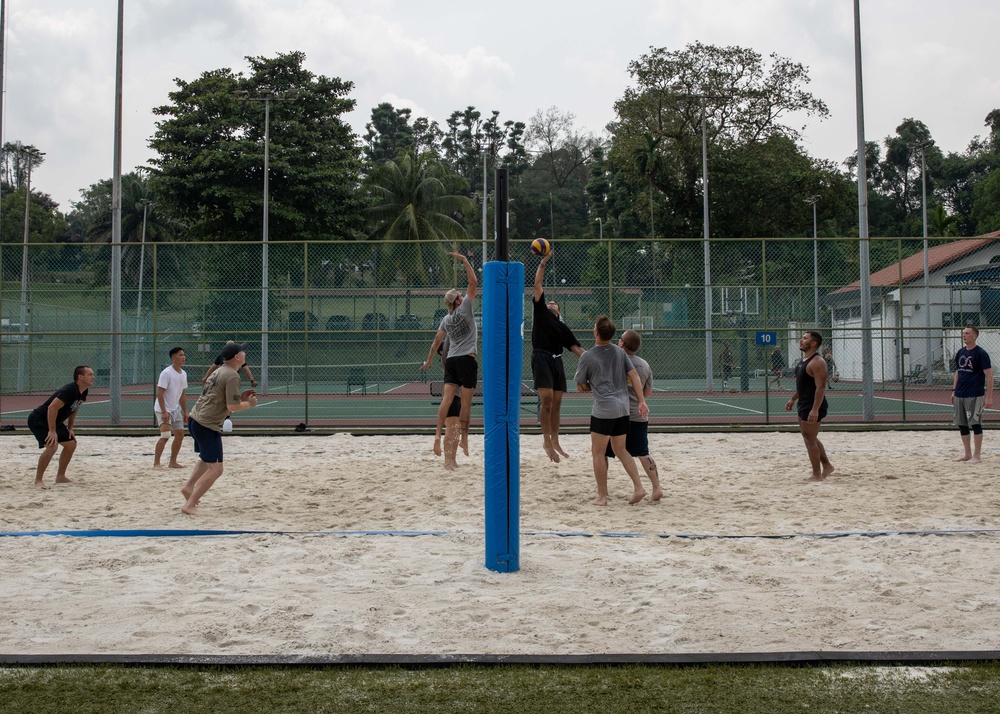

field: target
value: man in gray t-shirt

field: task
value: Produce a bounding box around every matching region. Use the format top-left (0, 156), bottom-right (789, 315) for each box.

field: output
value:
top-left (603, 330), bottom-right (663, 502)
top-left (574, 316), bottom-right (650, 506)
top-left (421, 251), bottom-right (479, 460)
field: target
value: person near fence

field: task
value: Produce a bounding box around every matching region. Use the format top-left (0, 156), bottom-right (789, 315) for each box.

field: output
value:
top-left (27, 365), bottom-right (95, 489)
top-left (768, 345), bottom-right (785, 389)
top-left (785, 331), bottom-right (835, 482)
top-left (604, 329), bottom-right (663, 501)
top-left (951, 325), bottom-right (993, 463)
top-left (574, 316), bottom-right (650, 506)
top-left (153, 347), bottom-right (189, 470)
top-left (181, 343), bottom-right (258, 515)
top-left (720, 343), bottom-right (735, 390)
top-left (203, 340), bottom-right (256, 388)
top-left (531, 249), bottom-right (585, 462)
top-left (822, 347), bottom-right (838, 389)
top-left (420, 251), bottom-right (478, 457)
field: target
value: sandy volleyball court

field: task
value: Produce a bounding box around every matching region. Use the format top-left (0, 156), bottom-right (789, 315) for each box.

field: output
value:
top-left (1, 430), bottom-right (999, 655)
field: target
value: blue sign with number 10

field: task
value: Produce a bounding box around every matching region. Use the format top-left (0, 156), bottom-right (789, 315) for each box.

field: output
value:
top-left (755, 331), bottom-right (777, 345)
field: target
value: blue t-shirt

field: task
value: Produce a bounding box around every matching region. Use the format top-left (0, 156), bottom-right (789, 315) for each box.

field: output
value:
top-left (954, 345), bottom-right (992, 398)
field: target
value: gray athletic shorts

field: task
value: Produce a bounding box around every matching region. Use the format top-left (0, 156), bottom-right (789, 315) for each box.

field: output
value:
top-left (155, 405), bottom-right (186, 431)
top-left (953, 396), bottom-right (986, 428)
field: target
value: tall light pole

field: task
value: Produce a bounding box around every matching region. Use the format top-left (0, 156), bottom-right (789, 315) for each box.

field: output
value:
top-left (699, 95), bottom-right (713, 393)
top-left (914, 140), bottom-right (933, 384)
top-left (235, 89), bottom-right (296, 395)
top-left (805, 195), bottom-right (821, 326)
top-left (854, 0), bottom-right (875, 420)
top-left (131, 198), bottom-right (153, 383)
top-left (596, 217), bottom-right (603, 243)
top-left (17, 147), bottom-right (43, 391)
top-left (110, 0), bottom-right (124, 423)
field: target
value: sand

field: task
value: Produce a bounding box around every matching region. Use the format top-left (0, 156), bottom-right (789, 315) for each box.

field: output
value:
top-left (2, 429), bottom-right (999, 656)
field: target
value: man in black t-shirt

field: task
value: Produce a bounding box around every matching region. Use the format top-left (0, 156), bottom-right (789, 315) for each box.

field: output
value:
top-left (203, 340), bottom-right (256, 387)
top-left (27, 365), bottom-right (95, 489)
top-left (531, 250), bottom-right (584, 462)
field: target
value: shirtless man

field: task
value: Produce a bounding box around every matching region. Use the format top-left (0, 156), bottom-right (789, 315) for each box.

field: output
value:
top-left (785, 330), bottom-right (835, 482)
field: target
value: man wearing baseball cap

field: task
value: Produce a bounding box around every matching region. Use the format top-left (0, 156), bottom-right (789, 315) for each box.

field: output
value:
top-left (181, 342), bottom-right (257, 515)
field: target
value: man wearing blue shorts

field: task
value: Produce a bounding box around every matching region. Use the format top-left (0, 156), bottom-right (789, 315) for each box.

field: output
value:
top-left (575, 316), bottom-right (650, 506)
top-left (951, 325), bottom-right (993, 463)
top-left (605, 329), bottom-right (663, 501)
top-left (181, 343), bottom-right (258, 515)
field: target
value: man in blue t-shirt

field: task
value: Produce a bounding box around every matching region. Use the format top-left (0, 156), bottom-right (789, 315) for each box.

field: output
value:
top-left (27, 365), bottom-right (95, 489)
top-left (951, 325), bottom-right (993, 463)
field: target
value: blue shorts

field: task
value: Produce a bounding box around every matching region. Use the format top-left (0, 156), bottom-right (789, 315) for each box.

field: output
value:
top-left (606, 420), bottom-right (649, 459)
top-left (590, 415), bottom-right (630, 437)
top-left (188, 417), bottom-right (224, 463)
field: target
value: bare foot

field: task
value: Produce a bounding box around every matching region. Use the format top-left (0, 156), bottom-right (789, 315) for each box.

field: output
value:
top-left (957, 455), bottom-right (973, 462)
top-left (544, 446), bottom-right (560, 463)
top-left (553, 443), bottom-right (570, 458)
top-left (443, 460), bottom-right (458, 471)
top-left (181, 504), bottom-right (200, 515)
top-left (628, 488), bottom-right (647, 505)
top-left (821, 464), bottom-right (836, 478)
top-left (650, 487), bottom-right (664, 502)
top-left (591, 496), bottom-right (608, 506)
top-left (805, 474), bottom-right (825, 482)
top-left (54, 476), bottom-right (73, 484)
top-left (433, 438), bottom-right (442, 456)
top-left (969, 456), bottom-right (982, 464)
top-left (33, 481), bottom-right (50, 490)
top-left (168, 462), bottom-right (186, 469)
top-left (460, 438), bottom-right (469, 456)
top-left (153, 464), bottom-right (164, 471)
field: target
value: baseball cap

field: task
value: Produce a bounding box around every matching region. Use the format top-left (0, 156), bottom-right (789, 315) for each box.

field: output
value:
top-left (219, 343), bottom-right (246, 360)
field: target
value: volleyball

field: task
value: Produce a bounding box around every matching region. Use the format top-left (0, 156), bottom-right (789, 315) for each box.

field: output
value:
top-left (531, 238), bottom-right (551, 256)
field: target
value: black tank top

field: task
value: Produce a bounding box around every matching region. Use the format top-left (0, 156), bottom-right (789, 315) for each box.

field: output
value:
top-left (795, 353), bottom-right (823, 405)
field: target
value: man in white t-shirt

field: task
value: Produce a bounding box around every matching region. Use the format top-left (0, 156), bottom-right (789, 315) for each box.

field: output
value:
top-left (153, 347), bottom-right (189, 469)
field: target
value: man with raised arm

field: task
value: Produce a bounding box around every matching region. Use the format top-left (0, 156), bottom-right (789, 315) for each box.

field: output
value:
top-left (531, 250), bottom-right (584, 462)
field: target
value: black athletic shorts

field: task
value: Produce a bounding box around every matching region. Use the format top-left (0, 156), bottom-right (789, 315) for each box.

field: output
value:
top-left (444, 355), bottom-right (478, 389)
top-left (446, 395), bottom-right (461, 418)
top-left (590, 414), bottom-right (630, 437)
top-left (606, 420), bottom-right (649, 459)
top-left (531, 350), bottom-right (567, 392)
top-left (27, 412), bottom-right (73, 448)
top-left (797, 400), bottom-right (828, 422)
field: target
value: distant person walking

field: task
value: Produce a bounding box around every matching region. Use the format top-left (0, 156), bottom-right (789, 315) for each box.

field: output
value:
top-left (605, 329), bottom-right (663, 501)
top-left (27, 365), bottom-right (95, 489)
top-left (181, 343), bottom-right (258, 515)
top-left (720, 343), bottom-right (735, 390)
top-left (768, 345), bottom-right (785, 389)
top-left (785, 331), bottom-right (834, 482)
top-left (531, 249), bottom-right (584, 462)
top-left (575, 316), bottom-right (650, 506)
top-left (951, 326), bottom-right (993, 463)
top-left (153, 347), bottom-right (189, 470)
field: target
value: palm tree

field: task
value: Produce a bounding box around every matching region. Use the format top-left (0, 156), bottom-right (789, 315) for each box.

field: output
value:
top-left (928, 204), bottom-right (958, 237)
top-left (365, 152), bottom-right (476, 286)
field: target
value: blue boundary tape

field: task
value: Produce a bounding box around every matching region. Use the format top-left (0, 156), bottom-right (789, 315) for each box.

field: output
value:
top-left (1, 528), bottom-right (999, 539)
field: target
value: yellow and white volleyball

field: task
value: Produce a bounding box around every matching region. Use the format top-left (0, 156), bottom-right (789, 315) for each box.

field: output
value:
top-left (531, 238), bottom-right (551, 257)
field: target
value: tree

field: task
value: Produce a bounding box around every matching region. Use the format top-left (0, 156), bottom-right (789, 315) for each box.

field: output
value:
top-left (928, 204), bottom-right (959, 237)
top-left (364, 152), bottom-right (476, 286)
top-left (148, 51), bottom-right (365, 243)
top-left (363, 102), bottom-right (416, 163)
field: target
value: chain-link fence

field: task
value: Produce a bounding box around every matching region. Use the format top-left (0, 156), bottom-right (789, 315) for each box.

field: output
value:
top-left (1, 236), bottom-right (994, 428)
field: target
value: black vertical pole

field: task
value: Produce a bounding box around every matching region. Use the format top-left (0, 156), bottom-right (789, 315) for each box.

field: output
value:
top-left (494, 169), bottom-right (509, 262)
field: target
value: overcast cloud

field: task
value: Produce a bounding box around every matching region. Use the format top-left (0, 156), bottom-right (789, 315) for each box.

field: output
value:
top-left (3, 0), bottom-right (998, 210)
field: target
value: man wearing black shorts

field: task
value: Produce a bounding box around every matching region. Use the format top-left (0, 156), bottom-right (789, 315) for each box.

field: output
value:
top-left (575, 316), bottom-right (650, 506)
top-left (27, 365), bottom-right (95, 489)
top-left (785, 330), bottom-right (835, 482)
top-left (531, 250), bottom-right (584, 462)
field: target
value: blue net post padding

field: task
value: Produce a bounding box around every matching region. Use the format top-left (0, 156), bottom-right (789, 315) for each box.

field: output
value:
top-left (482, 260), bottom-right (523, 573)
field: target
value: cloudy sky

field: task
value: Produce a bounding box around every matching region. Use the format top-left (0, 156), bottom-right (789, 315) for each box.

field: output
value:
top-left (3, 0), bottom-right (999, 211)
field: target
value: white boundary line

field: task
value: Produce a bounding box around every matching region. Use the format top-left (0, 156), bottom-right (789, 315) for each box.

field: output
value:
top-left (695, 397), bottom-right (764, 414)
